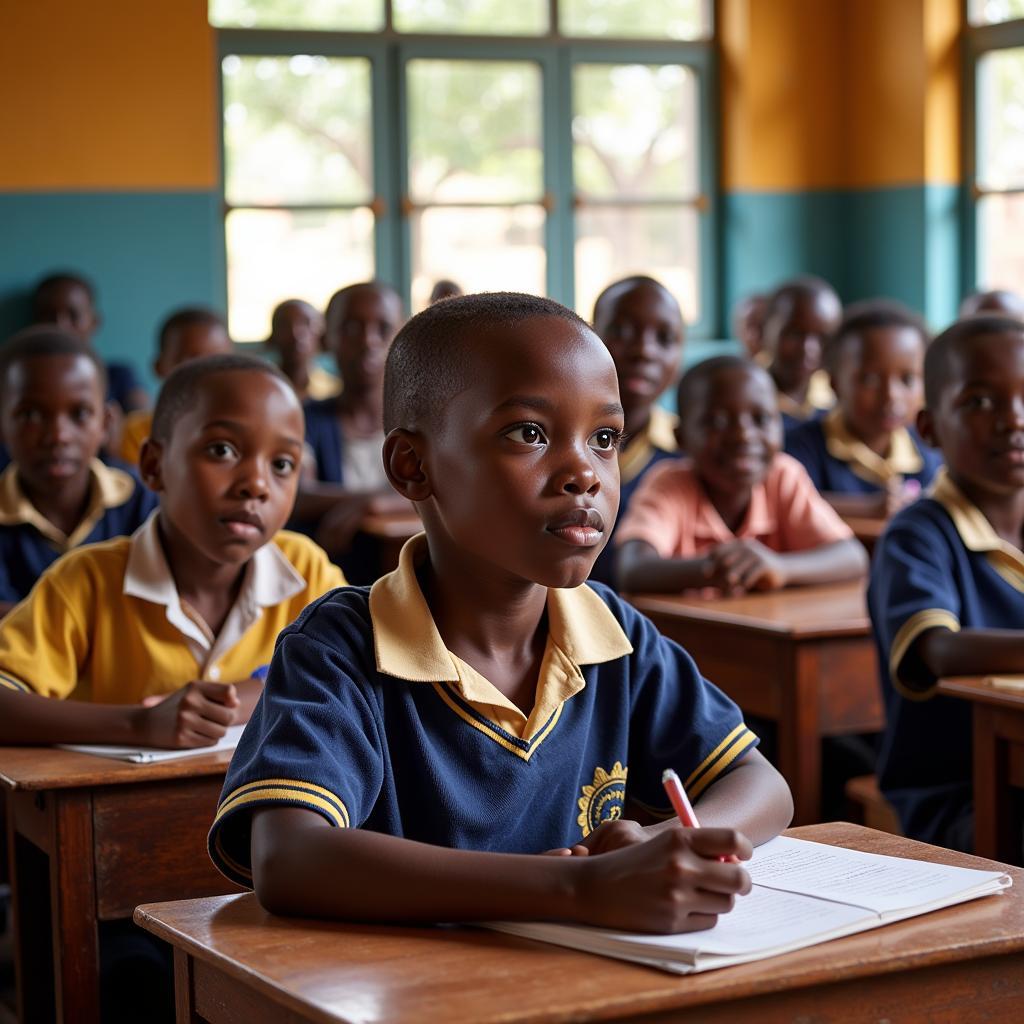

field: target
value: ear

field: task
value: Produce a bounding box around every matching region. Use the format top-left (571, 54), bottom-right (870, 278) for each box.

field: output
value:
top-left (138, 437), bottom-right (166, 492)
top-left (673, 422), bottom-right (687, 453)
top-left (153, 355), bottom-right (166, 380)
top-left (916, 406), bottom-right (938, 449)
top-left (382, 429), bottom-right (432, 502)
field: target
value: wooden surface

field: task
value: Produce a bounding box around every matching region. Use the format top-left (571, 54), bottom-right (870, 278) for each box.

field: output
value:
top-left (629, 582), bottom-right (883, 825)
top-left (937, 676), bottom-right (1024, 865)
top-left (358, 513), bottom-right (421, 573)
top-left (136, 823), bottom-right (1024, 1024)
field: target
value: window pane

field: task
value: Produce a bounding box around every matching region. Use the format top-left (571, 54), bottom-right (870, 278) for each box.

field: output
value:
top-left (978, 193), bottom-right (1024, 291)
top-left (410, 206), bottom-right (546, 311)
top-left (978, 48), bottom-right (1024, 189)
top-left (968, 0), bottom-right (1024, 25)
top-left (573, 64), bottom-right (698, 199)
top-left (223, 55), bottom-right (373, 206)
top-left (210, 0), bottom-right (383, 31)
top-left (393, 0), bottom-right (547, 35)
top-left (407, 60), bottom-right (543, 204)
top-left (226, 208), bottom-right (375, 341)
top-left (575, 206), bottom-right (699, 322)
top-left (561, 0), bottom-right (707, 40)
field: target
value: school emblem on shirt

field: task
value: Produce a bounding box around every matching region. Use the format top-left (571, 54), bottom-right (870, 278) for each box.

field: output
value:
top-left (577, 762), bottom-right (628, 837)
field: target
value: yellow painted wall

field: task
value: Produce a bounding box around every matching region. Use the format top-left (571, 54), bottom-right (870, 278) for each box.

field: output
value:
top-left (0, 0), bottom-right (217, 191)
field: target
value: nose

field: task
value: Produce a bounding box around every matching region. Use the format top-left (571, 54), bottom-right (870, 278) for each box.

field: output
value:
top-left (803, 334), bottom-right (822, 361)
top-left (234, 457), bottom-right (270, 500)
top-left (42, 413), bottom-right (75, 445)
top-left (627, 327), bottom-right (658, 360)
top-left (557, 445), bottom-right (601, 497)
top-left (1005, 395), bottom-right (1024, 431)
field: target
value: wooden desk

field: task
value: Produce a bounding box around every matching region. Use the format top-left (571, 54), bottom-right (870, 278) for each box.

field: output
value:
top-left (842, 514), bottom-right (886, 554)
top-left (359, 512), bottom-right (421, 572)
top-left (937, 676), bottom-right (1024, 865)
top-left (0, 746), bottom-right (244, 1024)
top-left (629, 581), bottom-right (883, 825)
top-left (136, 822), bottom-right (1024, 1024)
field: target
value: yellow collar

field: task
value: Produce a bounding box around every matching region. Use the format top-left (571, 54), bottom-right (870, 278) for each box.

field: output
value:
top-left (0, 458), bottom-right (136, 550)
top-left (620, 406), bottom-right (678, 484)
top-left (775, 370), bottom-right (834, 421)
top-left (822, 409), bottom-right (923, 486)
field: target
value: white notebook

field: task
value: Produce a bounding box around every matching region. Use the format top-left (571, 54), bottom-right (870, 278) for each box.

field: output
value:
top-left (487, 835), bottom-right (1012, 974)
top-left (59, 724), bottom-right (246, 764)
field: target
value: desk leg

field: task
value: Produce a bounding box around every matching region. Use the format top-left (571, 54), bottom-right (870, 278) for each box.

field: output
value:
top-left (780, 646), bottom-right (822, 826)
top-left (174, 948), bottom-right (199, 1024)
top-left (974, 705), bottom-right (1016, 862)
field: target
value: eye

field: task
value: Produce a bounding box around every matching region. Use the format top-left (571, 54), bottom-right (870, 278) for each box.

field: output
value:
top-left (589, 427), bottom-right (622, 452)
top-left (965, 394), bottom-right (995, 412)
top-left (206, 441), bottom-right (237, 460)
top-left (706, 410), bottom-right (731, 432)
top-left (72, 404), bottom-right (95, 423)
top-left (272, 456), bottom-right (297, 476)
top-left (504, 423), bottom-right (547, 446)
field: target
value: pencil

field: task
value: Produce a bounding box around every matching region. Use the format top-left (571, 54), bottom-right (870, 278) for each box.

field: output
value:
top-left (662, 768), bottom-right (737, 862)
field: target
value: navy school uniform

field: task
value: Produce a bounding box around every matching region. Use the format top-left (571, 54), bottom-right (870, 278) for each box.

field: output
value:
top-left (208, 536), bottom-right (758, 885)
top-left (867, 470), bottom-right (1024, 851)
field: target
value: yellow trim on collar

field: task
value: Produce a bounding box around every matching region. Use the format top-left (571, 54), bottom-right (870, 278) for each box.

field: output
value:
top-left (776, 370), bottom-right (834, 421)
top-left (0, 459), bottom-right (135, 550)
top-left (620, 407), bottom-right (679, 485)
top-left (822, 409), bottom-right (923, 487)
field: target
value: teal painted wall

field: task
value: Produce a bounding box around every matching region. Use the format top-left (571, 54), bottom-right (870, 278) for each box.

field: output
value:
top-left (0, 191), bottom-right (225, 392)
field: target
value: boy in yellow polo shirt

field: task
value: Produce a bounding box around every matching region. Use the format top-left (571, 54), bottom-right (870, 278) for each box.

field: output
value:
top-left (0, 353), bottom-right (344, 748)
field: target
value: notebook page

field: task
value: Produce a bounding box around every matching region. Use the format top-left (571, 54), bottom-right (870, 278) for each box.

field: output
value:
top-left (59, 724), bottom-right (246, 763)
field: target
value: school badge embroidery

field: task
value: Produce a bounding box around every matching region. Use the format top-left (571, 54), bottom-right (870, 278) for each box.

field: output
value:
top-left (577, 761), bottom-right (628, 837)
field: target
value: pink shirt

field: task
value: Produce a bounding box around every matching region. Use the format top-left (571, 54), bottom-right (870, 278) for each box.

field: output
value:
top-left (615, 453), bottom-right (853, 560)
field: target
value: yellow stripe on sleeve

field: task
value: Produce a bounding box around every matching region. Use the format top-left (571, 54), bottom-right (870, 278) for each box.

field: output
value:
top-left (684, 723), bottom-right (746, 790)
top-left (688, 728), bottom-right (758, 799)
top-left (216, 778), bottom-right (350, 828)
top-left (888, 609), bottom-right (961, 701)
top-left (0, 671), bottom-right (30, 693)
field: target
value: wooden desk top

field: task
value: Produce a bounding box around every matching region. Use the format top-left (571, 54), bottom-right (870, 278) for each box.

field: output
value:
top-left (842, 515), bottom-right (887, 544)
top-left (628, 579), bottom-right (870, 639)
top-left (136, 823), bottom-right (1024, 1024)
top-left (0, 744), bottom-right (235, 792)
top-left (938, 675), bottom-right (1024, 711)
top-left (359, 512), bottom-right (422, 540)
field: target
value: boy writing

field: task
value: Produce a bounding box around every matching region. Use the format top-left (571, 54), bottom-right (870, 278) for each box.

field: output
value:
top-left (209, 293), bottom-right (792, 932)
top-left (0, 353), bottom-right (343, 747)
top-left (785, 300), bottom-right (941, 518)
top-left (616, 356), bottom-right (866, 594)
top-left (869, 315), bottom-right (1024, 851)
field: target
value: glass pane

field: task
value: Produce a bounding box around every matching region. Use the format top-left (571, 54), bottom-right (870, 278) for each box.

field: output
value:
top-left (573, 64), bottom-right (698, 199)
top-left (223, 55), bottom-right (373, 206)
top-left (978, 47), bottom-right (1024, 189)
top-left (969, 0), bottom-right (1024, 25)
top-left (210, 0), bottom-right (383, 31)
top-left (575, 206), bottom-right (699, 322)
top-left (978, 193), bottom-right (1024, 293)
top-left (407, 60), bottom-right (543, 204)
top-left (410, 206), bottom-right (546, 312)
top-left (393, 0), bottom-right (547, 35)
top-left (226, 208), bottom-right (375, 341)
top-left (561, 0), bottom-right (707, 40)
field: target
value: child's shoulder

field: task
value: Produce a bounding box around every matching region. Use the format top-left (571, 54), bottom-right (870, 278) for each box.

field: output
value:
top-left (38, 535), bottom-right (134, 592)
top-left (878, 495), bottom-right (961, 557)
top-left (634, 454), bottom-right (699, 491)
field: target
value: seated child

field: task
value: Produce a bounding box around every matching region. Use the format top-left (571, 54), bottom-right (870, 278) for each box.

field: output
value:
top-left (959, 288), bottom-right (1024, 321)
top-left (266, 298), bottom-right (338, 403)
top-left (761, 276), bottom-right (842, 431)
top-left (588, 275), bottom-right (683, 586)
top-left (785, 300), bottom-right (941, 519)
top-left (869, 315), bottom-right (1024, 852)
top-left (732, 291), bottom-right (768, 359)
top-left (208, 293), bottom-right (792, 932)
top-left (429, 278), bottom-right (463, 303)
top-left (0, 328), bottom-right (157, 615)
top-left (616, 356), bottom-right (867, 594)
top-left (119, 307), bottom-right (233, 465)
top-left (0, 353), bottom-right (344, 747)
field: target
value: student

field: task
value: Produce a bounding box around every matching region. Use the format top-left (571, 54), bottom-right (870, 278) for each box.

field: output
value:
top-left (119, 307), bottom-right (233, 466)
top-left (0, 353), bottom-right (344, 747)
top-left (208, 293), bottom-right (792, 932)
top-left (959, 288), bottom-right (1024, 321)
top-left (31, 271), bottom-right (149, 414)
top-left (266, 298), bottom-right (338, 403)
top-left (616, 356), bottom-right (867, 595)
top-left (785, 300), bottom-right (941, 518)
top-left (0, 327), bottom-right (157, 615)
top-left (869, 315), bottom-right (1024, 852)
top-left (588, 275), bottom-right (683, 586)
top-left (429, 279), bottom-right (463, 303)
top-left (732, 292), bottom-right (768, 359)
top-left (762, 276), bottom-right (842, 431)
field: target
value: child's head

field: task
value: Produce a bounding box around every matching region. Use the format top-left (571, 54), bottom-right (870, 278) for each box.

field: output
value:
top-left (324, 282), bottom-right (404, 398)
top-left (0, 327), bottom-right (108, 495)
top-left (30, 272), bottom-right (101, 344)
top-left (676, 356), bottom-right (782, 500)
top-left (920, 315), bottom-right (1024, 500)
top-left (762, 276), bottom-right (842, 393)
top-left (731, 292), bottom-right (768, 358)
top-left (140, 354), bottom-right (304, 568)
top-left (154, 308), bottom-right (232, 380)
top-left (592, 276), bottom-right (684, 426)
top-left (824, 300), bottom-right (929, 443)
top-left (429, 279), bottom-right (463, 304)
top-left (959, 288), bottom-right (1024, 321)
top-left (267, 299), bottom-right (324, 372)
top-left (382, 292), bottom-right (622, 589)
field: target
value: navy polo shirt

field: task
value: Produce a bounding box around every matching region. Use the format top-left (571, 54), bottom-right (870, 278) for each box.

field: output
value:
top-left (868, 470), bottom-right (1024, 849)
top-left (209, 537), bottom-right (757, 886)
top-left (302, 396), bottom-right (346, 485)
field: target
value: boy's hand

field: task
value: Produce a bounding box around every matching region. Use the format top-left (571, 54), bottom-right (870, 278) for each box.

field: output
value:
top-left (703, 540), bottom-right (786, 593)
top-left (576, 827), bottom-right (752, 933)
top-left (543, 819), bottom-right (650, 857)
top-left (134, 680), bottom-right (240, 748)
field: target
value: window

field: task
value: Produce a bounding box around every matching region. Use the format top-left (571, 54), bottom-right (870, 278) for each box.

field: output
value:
top-left (212, 1), bottom-right (714, 340)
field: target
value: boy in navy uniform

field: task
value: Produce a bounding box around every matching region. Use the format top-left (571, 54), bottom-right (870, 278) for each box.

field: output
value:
top-left (210, 293), bottom-right (792, 933)
top-left (869, 315), bottom-right (1024, 851)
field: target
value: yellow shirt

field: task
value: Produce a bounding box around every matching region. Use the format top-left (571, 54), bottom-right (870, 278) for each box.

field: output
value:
top-left (119, 409), bottom-right (153, 467)
top-left (0, 513), bottom-right (345, 703)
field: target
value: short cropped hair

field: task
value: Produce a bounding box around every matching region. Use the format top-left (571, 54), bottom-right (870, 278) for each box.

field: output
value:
top-left (0, 326), bottom-right (107, 399)
top-left (383, 292), bottom-right (590, 434)
top-left (591, 275), bottom-right (678, 328)
top-left (959, 289), bottom-right (1024, 319)
top-left (923, 315), bottom-right (1024, 410)
top-left (765, 275), bottom-right (840, 320)
top-left (150, 353), bottom-right (291, 443)
top-left (676, 354), bottom-right (767, 417)
top-left (822, 299), bottom-right (929, 376)
top-left (31, 272), bottom-right (97, 317)
top-left (157, 307), bottom-right (227, 356)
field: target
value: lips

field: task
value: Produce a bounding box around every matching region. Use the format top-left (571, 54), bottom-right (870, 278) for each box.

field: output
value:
top-left (546, 507), bottom-right (606, 547)
top-left (220, 508), bottom-right (265, 540)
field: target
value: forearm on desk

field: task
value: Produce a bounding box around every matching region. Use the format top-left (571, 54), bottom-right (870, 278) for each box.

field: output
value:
top-left (0, 687), bottom-right (140, 746)
top-left (778, 538), bottom-right (867, 587)
top-left (918, 628), bottom-right (1024, 678)
top-left (617, 540), bottom-right (709, 593)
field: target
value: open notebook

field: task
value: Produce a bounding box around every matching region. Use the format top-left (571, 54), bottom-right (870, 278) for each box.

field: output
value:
top-left (487, 835), bottom-right (1012, 974)
top-left (59, 724), bottom-right (246, 764)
